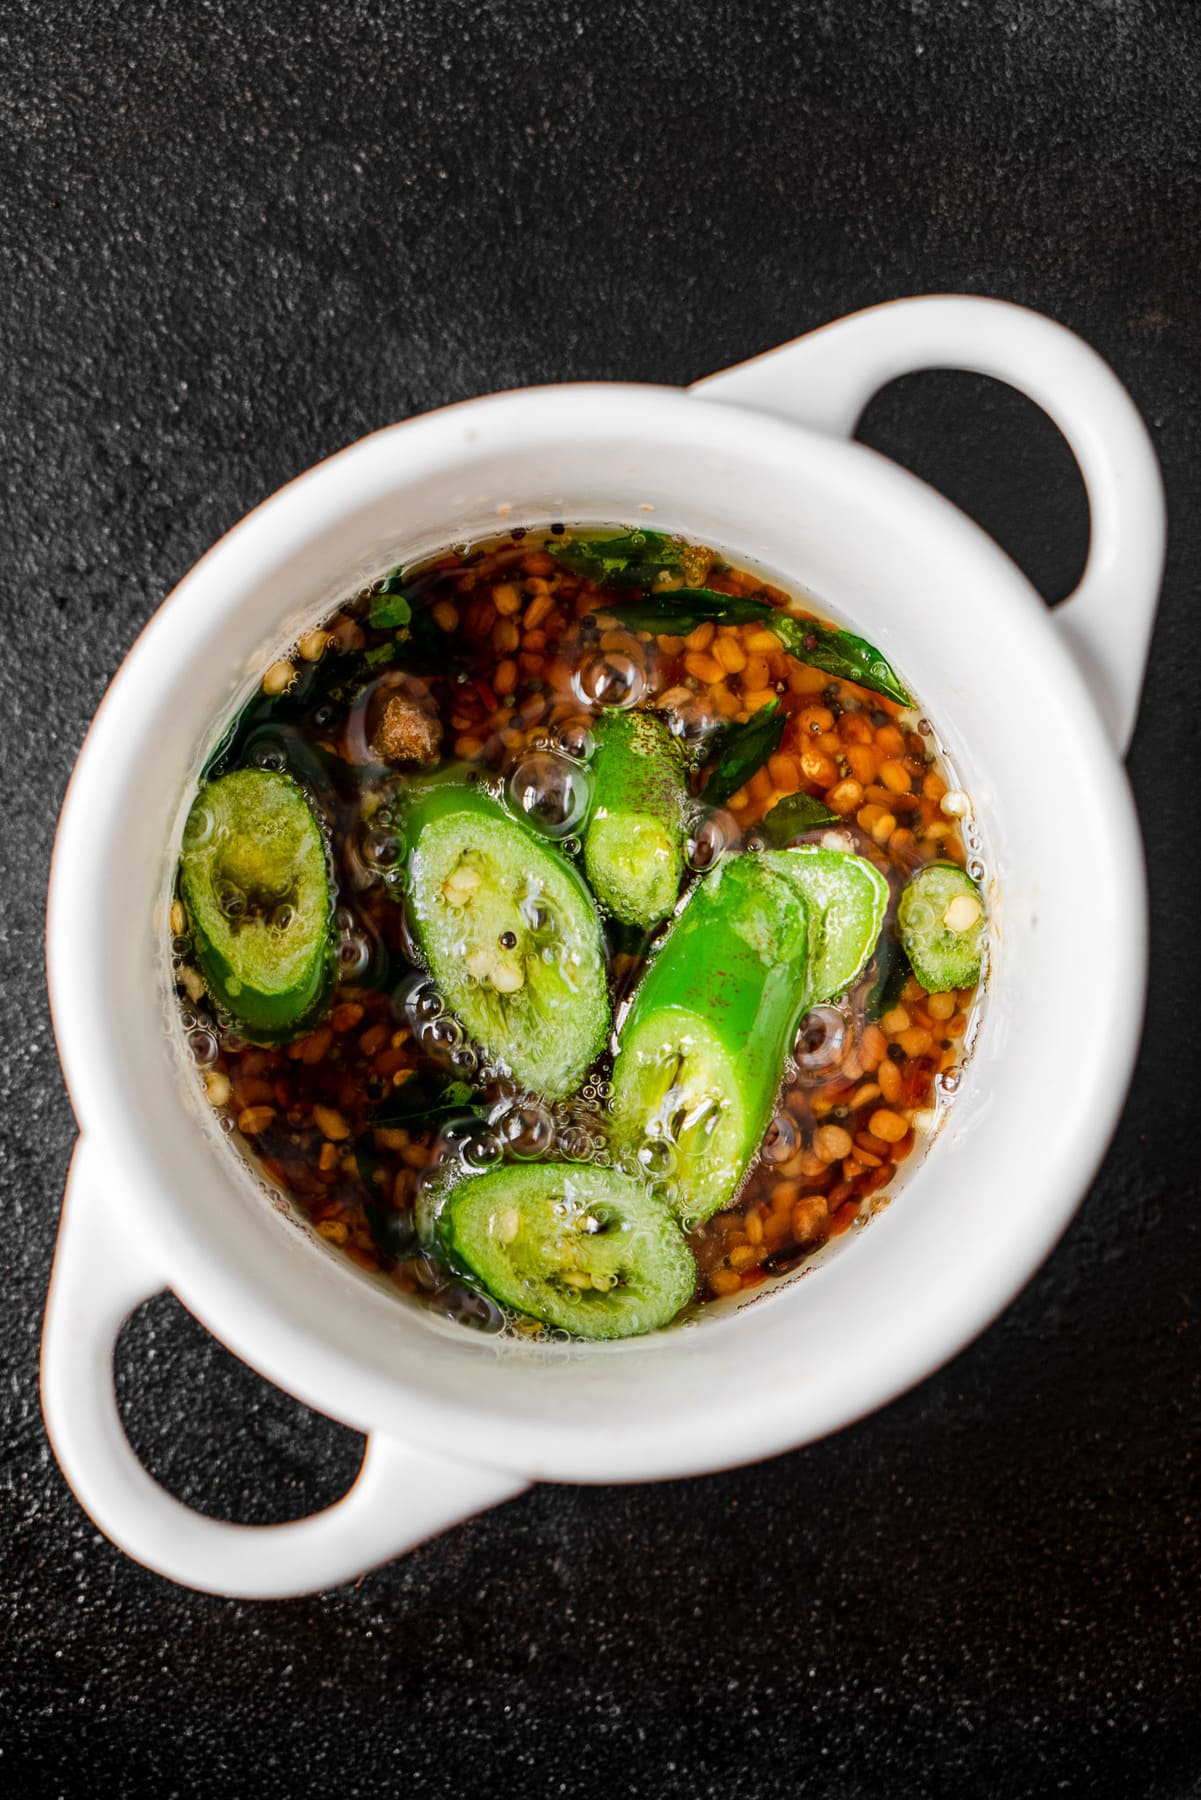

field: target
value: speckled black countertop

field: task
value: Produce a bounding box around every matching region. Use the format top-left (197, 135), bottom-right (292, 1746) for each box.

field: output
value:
top-left (3, 3), bottom-right (1200, 1795)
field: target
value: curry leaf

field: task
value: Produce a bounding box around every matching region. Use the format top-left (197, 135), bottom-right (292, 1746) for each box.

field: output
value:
top-left (589, 588), bottom-right (768, 635)
top-left (369, 1073), bottom-right (479, 1132)
top-left (549, 529), bottom-right (686, 589)
top-left (704, 700), bottom-right (787, 807)
top-left (758, 792), bottom-right (840, 845)
top-left (865, 932), bottom-right (911, 1021)
top-left (768, 616), bottom-right (913, 707)
top-left (368, 594), bottom-right (412, 630)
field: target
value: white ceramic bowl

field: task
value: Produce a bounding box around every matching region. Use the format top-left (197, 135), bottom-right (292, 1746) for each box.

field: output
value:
top-left (42, 296), bottom-right (1165, 1597)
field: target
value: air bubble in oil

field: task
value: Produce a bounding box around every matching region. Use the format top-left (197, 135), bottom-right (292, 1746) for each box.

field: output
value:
top-left (362, 828), bottom-right (403, 870)
top-left (559, 1125), bottom-right (595, 1161)
top-left (395, 909), bottom-right (423, 968)
top-left (664, 694), bottom-right (721, 752)
top-left (573, 648), bottom-right (645, 711)
top-left (457, 1126), bottom-right (504, 1174)
top-left (188, 1029), bottom-right (218, 1068)
top-left (937, 1070), bottom-right (962, 1095)
top-left (251, 741), bottom-right (287, 772)
top-left (217, 881), bottom-right (245, 918)
top-left (794, 1006), bottom-right (847, 1077)
top-left (421, 1014), bottom-right (464, 1062)
top-left (498, 1101), bottom-right (554, 1160)
top-left (637, 1138), bottom-right (677, 1179)
top-left (400, 974), bottom-right (443, 1027)
top-left (336, 931), bottom-right (373, 979)
top-left (686, 812), bottom-right (730, 872)
top-left (761, 1112), bottom-right (798, 1164)
top-left (507, 752), bottom-right (591, 838)
top-left (555, 715), bottom-right (594, 760)
top-left (437, 1283), bottom-right (506, 1334)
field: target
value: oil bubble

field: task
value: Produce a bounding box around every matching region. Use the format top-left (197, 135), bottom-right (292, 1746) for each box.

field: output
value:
top-left (336, 932), bottom-right (373, 979)
top-left (498, 1101), bottom-right (554, 1160)
top-left (664, 695), bottom-right (721, 750)
top-left (559, 1125), bottom-right (595, 1161)
top-left (967, 857), bottom-right (986, 881)
top-left (411, 1249), bottom-right (445, 1292)
top-left (794, 1006), bottom-right (847, 1076)
top-left (171, 935), bottom-right (192, 959)
top-left (457, 1126), bottom-right (504, 1174)
top-left (937, 1070), bottom-right (962, 1095)
top-left (395, 909), bottom-right (423, 968)
top-left (507, 753), bottom-right (591, 838)
top-left (686, 812), bottom-right (731, 872)
top-left (637, 1138), bottom-right (677, 1179)
top-left (761, 1112), bottom-right (798, 1163)
top-left (437, 1282), bottom-right (506, 1333)
top-left (362, 829), bottom-right (403, 870)
top-left (421, 1015), bottom-right (464, 1062)
top-left (400, 975), bottom-right (443, 1026)
top-left (250, 741), bottom-right (288, 772)
top-left (555, 715), bottom-right (595, 760)
top-left (573, 649), bottom-right (645, 711)
top-left (187, 1029), bottom-right (219, 1068)
top-left (272, 903), bottom-right (295, 931)
top-left (216, 882), bottom-right (245, 918)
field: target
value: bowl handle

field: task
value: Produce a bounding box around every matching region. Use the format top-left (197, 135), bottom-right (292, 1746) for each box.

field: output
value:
top-left (40, 1139), bottom-right (527, 1598)
top-left (693, 295), bottom-right (1166, 754)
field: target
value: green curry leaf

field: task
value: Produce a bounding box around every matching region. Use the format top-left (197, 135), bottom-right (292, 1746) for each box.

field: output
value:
top-left (368, 595), bottom-right (413, 630)
top-left (865, 932), bottom-right (912, 1021)
top-left (589, 588), bottom-right (769, 634)
top-left (548, 529), bottom-right (686, 589)
top-left (757, 792), bottom-right (840, 845)
top-left (768, 617), bottom-right (913, 707)
top-left (704, 700), bottom-right (788, 807)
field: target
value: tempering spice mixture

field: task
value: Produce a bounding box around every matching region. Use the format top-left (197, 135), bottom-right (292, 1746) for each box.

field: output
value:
top-left (171, 527), bottom-right (981, 1335)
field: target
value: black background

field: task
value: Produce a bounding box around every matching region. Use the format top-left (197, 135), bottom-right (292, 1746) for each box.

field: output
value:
top-left (3, 2), bottom-right (1200, 1795)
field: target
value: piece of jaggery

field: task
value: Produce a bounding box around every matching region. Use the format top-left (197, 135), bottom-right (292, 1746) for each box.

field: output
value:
top-left (371, 693), bottom-right (442, 765)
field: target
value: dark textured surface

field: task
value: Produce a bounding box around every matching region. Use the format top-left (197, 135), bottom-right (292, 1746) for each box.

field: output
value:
top-left (3, 1), bottom-right (1200, 1794)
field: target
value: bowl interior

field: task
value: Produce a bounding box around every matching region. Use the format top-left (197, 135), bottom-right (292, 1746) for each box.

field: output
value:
top-left (49, 385), bottom-right (1144, 1481)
